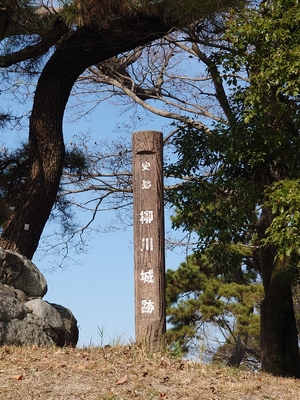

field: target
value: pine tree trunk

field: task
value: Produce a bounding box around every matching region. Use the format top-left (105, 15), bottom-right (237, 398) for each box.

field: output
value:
top-left (0, 70), bottom-right (65, 259)
top-left (0, 20), bottom-right (171, 259)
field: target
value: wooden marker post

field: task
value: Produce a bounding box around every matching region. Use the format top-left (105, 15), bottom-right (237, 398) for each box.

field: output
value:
top-left (132, 131), bottom-right (166, 347)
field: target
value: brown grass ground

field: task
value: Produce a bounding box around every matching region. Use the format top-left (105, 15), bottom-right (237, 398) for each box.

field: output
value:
top-left (0, 344), bottom-right (299, 399)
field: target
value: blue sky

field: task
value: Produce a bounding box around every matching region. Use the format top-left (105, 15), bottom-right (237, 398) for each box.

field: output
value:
top-left (0, 61), bottom-right (192, 346)
top-left (2, 97), bottom-right (187, 347)
top-left (0, 30), bottom-right (221, 349)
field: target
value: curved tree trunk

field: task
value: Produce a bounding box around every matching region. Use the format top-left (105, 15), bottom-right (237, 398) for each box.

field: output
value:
top-left (0, 18), bottom-right (171, 259)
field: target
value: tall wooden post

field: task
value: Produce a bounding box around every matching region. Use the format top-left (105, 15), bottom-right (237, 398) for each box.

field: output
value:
top-left (132, 131), bottom-right (166, 347)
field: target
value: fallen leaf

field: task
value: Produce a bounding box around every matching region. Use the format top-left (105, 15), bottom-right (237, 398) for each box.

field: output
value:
top-left (13, 375), bottom-right (23, 381)
top-left (117, 374), bottom-right (128, 385)
top-left (210, 386), bottom-right (216, 393)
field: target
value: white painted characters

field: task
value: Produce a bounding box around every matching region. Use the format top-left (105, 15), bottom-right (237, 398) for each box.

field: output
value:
top-left (140, 210), bottom-right (153, 224)
top-left (140, 237), bottom-right (154, 251)
top-left (141, 179), bottom-right (152, 189)
top-left (140, 268), bottom-right (154, 283)
top-left (141, 299), bottom-right (154, 314)
top-left (141, 161), bottom-right (151, 171)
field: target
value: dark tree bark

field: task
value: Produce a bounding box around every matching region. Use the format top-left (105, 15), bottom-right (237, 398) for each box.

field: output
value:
top-left (0, 19), bottom-right (65, 68)
top-left (257, 208), bottom-right (300, 377)
top-left (260, 259), bottom-right (300, 377)
top-left (0, 4), bottom-right (8, 41)
top-left (227, 335), bottom-right (248, 368)
top-left (0, 17), bottom-right (171, 259)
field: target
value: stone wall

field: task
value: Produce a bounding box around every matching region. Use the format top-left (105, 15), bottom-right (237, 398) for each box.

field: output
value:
top-left (0, 248), bottom-right (78, 346)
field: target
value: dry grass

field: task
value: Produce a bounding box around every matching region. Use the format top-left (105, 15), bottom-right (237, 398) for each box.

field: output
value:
top-left (0, 344), bottom-right (299, 399)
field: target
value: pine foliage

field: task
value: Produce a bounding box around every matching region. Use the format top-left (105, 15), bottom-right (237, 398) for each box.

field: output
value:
top-left (59, 0), bottom-right (247, 29)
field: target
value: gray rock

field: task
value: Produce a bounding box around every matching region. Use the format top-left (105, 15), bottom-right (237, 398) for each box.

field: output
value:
top-left (25, 299), bottom-right (78, 347)
top-left (0, 313), bottom-right (56, 346)
top-left (50, 303), bottom-right (79, 347)
top-left (0, 286), bottom-right (56, 345)
top-left (13, 288), bottom-right (28, 302)
top-left (0, 248), bottom-right (47, 298)
top-left (25, 299), bottom-right (64, 329)
top-left (0, 249), bottom-right (79, 347)
top-left (0, 283), bottom-right (27, 320)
